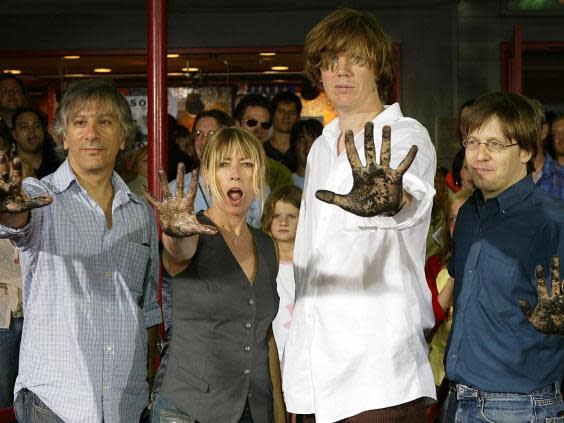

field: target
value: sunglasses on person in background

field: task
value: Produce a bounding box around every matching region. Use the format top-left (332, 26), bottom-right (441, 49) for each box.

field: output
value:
top-left (243, 119), bottom-right (272, 130)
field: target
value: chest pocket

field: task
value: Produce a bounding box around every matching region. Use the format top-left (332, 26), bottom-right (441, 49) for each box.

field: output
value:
top-left (477, 251), bottom-right (517, 313)
top-left (112, 240), bottom-right (150, 298)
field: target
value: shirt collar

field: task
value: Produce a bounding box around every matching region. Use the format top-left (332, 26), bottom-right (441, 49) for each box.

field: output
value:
top-left (473, 174), bottom-right (535, 214)
top-left (50, 159), bottom-right (141, 205)
top-left (322, 103), bottom-right (404, 153)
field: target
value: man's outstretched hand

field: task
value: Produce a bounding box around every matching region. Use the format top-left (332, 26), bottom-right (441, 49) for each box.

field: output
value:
top-left (315, 123), bottom-right (418, 217)
top-left (144, 163), bottom-right (218, 238)
top-left (0, 151), bottom-right (52, 214)
top-left (519, 256), bottom-right (564, 336)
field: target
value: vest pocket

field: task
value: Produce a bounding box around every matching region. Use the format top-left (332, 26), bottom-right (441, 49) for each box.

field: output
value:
top-left (178, 365), bottom-right (210, 393)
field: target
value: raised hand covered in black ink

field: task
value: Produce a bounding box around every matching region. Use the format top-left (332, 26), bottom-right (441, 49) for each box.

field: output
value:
top-left (315, 123), bottom-right (418, 217)
top-left (0, 151), bottom-right (52, 214)
top-left (144, 163), bottom-right (218, 238)
top-left (519, 256), bottom-right (564, 336)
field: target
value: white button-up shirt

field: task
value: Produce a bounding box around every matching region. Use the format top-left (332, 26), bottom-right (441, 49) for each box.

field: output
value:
top-left (282, 104), bottom-right (437, 423)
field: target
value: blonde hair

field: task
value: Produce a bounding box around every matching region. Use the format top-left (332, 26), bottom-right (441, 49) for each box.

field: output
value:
top-left (201, 126), bottom-right (266, 208)
top-left (304, 8), bottom-right (395, 101)
top-left (261, 185), bottom-right (303, 235)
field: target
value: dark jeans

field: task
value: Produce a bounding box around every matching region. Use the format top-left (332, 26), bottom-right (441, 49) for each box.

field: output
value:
top-left (442, 382), bottom-right (564, 423)
top-left (0, 315), bottom-right (23, 408)
top-left (150, 392), bottom-right (254, 423)
top-left (15, 389), bottom-right (64, 423)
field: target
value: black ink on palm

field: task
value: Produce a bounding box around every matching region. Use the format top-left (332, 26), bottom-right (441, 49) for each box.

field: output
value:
top-left (315, 123), bottom-right (418, 217)
top-left (519, 256), bottom-right (564, 336)
top-left (0, 152), bottom-right (52, 214)
top-left (144, 163), bottom-right (218, 238)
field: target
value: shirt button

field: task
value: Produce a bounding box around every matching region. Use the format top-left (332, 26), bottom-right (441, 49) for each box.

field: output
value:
top-left (105, 308), bottom-right (111, 314)
top-left (106, 345), bottom-right (112, 352)
top-left (248, 298), bottom-right (255, 305)
top-left (468, 269), bottom-right (473, 274)
top-left (243, 369), bottom-right (251, 375)
top-left (245, 322), bottom-right (252, 329)
top-left (451, 353), bottom-right (456, 358)
top-left (248, 393), bottom-right (252, 398)
top-left (244, 345), bottom-right (252, 352)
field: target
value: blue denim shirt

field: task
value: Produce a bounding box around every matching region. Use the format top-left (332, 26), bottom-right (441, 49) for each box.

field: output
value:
top-left (446, 175), bottom-right (564, 393)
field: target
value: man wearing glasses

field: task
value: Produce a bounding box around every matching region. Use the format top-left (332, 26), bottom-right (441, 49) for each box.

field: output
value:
top-left (443, 91), bottom-right (564, 422)
top-left (234, 94), bottom-right (293, 191)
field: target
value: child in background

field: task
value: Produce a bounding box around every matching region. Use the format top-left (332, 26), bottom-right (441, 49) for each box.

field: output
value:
top-left (426, 189), bottom-right (472, 422)
top-left (261, 185), bottom-right (302, 362)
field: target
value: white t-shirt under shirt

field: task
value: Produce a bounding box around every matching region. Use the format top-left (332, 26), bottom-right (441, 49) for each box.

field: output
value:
top-left (282, 103), bottom-right (437, 422)
top-left (272, 260), bottom-right (295, 362)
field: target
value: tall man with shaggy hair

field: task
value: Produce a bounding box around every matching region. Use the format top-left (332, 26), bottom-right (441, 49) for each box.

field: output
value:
top-left (0, 79), bottom-right (161, 422)
top-left (443, 92), bottom-right (564, 422)
top-left (282, 8), bottom-right (437, 422)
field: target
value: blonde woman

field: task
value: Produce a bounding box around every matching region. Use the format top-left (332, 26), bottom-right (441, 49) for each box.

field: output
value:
top-left (146, 127), bottom-right (281, 423)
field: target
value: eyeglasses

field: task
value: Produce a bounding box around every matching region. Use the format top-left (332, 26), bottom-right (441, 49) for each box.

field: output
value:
top-left (462, 138), bottom-right (519, 153)
top-left (243, 119), bottom-right (272, 130)
top-left (193, 130), bottom-right (215, 140)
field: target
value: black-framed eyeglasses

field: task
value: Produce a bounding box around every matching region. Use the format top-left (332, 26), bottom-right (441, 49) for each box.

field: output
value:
top-left (462, 138), bottom-right (519, 153)
top-left (193, 130), bottom-right (215, 140)
top-left (243, 119), bottom-right (272, 130)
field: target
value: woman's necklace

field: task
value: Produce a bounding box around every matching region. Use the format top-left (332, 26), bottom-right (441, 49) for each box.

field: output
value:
top-left (205, 210), bottom-right (243, 246)
top-left (220, 226), bottom-right (240, 246)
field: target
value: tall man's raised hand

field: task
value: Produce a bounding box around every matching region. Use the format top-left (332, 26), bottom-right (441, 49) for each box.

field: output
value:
top-left (144, 163), bottom-right (218, 238)
top-left (315, 123), bottom-right (418, 217)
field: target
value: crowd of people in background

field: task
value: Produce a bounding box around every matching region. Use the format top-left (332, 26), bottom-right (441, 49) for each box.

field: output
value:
top-left (0, 7), bottom-right (563, 423)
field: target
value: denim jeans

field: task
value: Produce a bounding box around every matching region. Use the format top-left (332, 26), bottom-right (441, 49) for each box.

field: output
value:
top-left (14, 389), bottom-right (64, 423)
top-left (442, 382), bottom-right (564, 423)
top-left (0, 315), bottom-right (23, 408)
top-left (150, 392), bottom-right (254, 423)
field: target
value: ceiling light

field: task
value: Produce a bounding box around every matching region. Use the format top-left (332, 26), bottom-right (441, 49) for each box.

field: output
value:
top-left (94, 68), bottom-right (112, 73)
top-left (63, 55), bottom-right (80, 59)
top-left (271, 66), bottom-right (289, 71)
top-left (65, 73), bottom-right (86, 77)
top-left (167, 54), bottom-right (180, 58)
top-left (259, 52), bottom-right (276, 56)
top-left (181, 67), bottom-right (200, 72)
top-left (167, 72), bottom-right (184, 76)
top-left (3, 69), bottom-right (22, 75)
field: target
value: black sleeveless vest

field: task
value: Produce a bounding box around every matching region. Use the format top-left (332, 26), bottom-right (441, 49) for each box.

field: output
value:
top-left (157, 213), bottom-right (279, 423)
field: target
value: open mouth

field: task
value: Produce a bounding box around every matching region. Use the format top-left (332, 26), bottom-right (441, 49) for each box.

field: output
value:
top-left (227, 188), bottom-right (243, 202)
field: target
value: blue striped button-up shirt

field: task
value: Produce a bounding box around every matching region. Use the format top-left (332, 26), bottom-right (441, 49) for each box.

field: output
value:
top-left (0, 160), bottom-right (162, 423)
top-left (536, 153), bottom-right (564, 202)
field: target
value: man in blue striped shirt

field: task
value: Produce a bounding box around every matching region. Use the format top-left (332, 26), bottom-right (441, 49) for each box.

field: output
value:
top-left (0, 79), bottom-right (161, 422)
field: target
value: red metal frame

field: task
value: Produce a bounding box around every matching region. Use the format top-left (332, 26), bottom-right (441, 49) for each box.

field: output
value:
top-left (147, 0), bottom-right (168, 202)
